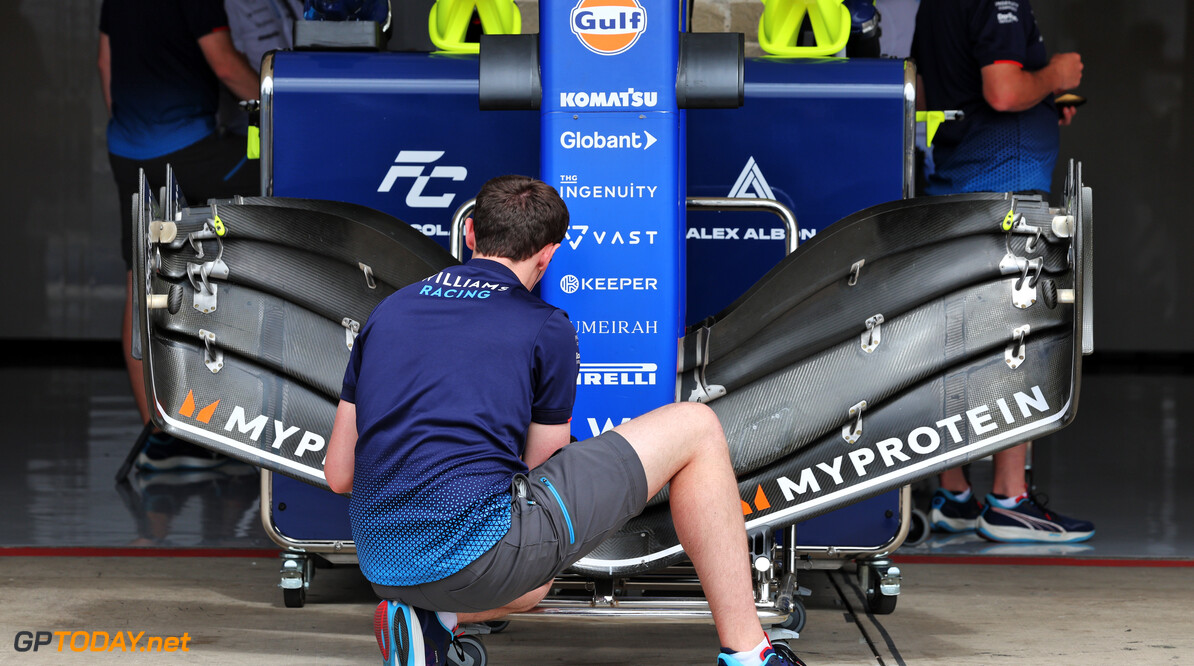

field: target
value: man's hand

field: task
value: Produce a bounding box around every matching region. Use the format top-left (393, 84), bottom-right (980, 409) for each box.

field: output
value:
top-left (1059, 105), bottom-right (1078, 126)
top-left (1048, 53), bottom-right (1083, 93)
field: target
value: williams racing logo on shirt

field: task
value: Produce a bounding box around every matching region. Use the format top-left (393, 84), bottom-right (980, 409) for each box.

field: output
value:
top-left (419, 270), bottom-right (512, 300)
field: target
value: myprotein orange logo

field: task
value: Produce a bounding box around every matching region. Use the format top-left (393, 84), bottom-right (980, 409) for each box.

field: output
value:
top-left (570, 0), bottom-right (646, 56)
top-left (740, 484), bottom-right (772, 516)
top-left (178, 391), bottom-right (220, 424)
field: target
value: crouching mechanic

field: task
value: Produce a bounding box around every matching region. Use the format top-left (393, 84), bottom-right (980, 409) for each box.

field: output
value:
top-left (324, 175), bottom-right (803, 666)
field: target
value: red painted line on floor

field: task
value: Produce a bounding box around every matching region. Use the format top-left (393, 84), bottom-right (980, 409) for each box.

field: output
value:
top-left (0, 547), bottom-right (280, 558)
top-left (895, 555), bottom-right (1194, 568)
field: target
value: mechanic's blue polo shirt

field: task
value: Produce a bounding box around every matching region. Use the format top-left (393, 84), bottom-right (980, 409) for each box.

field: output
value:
top-left (342, 259), bottom-right (579, 587)
top-left (913, 0), bottom-right (1060, 194)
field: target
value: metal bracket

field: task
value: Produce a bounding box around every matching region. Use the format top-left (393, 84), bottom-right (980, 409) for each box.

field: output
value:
top-left (342, 317), bottom-right (361, 351)
top-left (1012, 258), bottom-right (1043, 309)
top-left (860, 314), bottom-right (884, 353)
top-left (686, 327), bottom-right (727, 403)
top-left (1005, 325), bottom-right (1031, 369)
top-left (842, 400), bottom-right (868, 444)
top-left (848, 260), bottom-right (865, 287)
top-left (359, 262), bottom-right (376, 290)
top-left (187, 259), bottom-right (229, 314)
top-left (199, 329), bottom-right (224, 373)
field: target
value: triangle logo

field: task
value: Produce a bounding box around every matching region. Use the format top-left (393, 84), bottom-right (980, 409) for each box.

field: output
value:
top-left (727, 156), bottom-right (775, 200)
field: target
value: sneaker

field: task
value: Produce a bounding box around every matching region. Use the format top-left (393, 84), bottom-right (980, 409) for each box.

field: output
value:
top-left (928, 488), bottom-right (982, 533)
top-left (414, 608), bottom-right (461, 666)
top-left (977, 494), bottom-right (1095, 543)
top-left (135, 433), bottom-right (228, 471)
top-left (374, 600), bottom-right (422, 666)
top-left (717, 644), bottom-right (806, 665)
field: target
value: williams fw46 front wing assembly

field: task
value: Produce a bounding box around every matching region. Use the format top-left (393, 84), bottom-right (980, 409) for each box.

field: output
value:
top-left (133, 162), bottom-right (1093, 577)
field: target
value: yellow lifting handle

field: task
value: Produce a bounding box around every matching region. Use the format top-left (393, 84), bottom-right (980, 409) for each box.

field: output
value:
top-left (758, 0), bottom-right (851, 58)
top-left (915, 110), bottom-right (964, 147)
top-left (429, 0), bottom-right (521, 54)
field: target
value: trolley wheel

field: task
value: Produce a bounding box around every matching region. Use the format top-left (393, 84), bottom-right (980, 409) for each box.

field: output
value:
top-left (863, 566), bottom-right (898, 615)
top-left (283, 587), bottom-right (306, 608)
top-left (773, 641), bottom-right (807, 666)
top-left (450, 636), bottom-right (487, 666)
top-left (777, 599), bottom-right (807, 634)
top-left (483, 620), bottom-right (510, 633)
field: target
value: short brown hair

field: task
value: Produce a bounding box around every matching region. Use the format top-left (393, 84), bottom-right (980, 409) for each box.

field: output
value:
top-left (471, 175), bottom-right (569, 261)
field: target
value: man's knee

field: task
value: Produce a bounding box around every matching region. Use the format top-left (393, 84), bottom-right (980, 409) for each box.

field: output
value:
top-left (507, 581), bottom-right (552, 613)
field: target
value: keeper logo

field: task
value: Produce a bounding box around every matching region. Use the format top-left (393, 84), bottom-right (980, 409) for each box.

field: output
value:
top-left (377, 151), bottom-right (467, 209)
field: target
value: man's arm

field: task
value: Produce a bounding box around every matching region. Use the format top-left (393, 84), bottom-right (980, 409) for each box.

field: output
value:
top-left (324, 400), bottom-right (358, 494)
top-left (524, 422), bottom-right (573, 470)
top-left (97, 32), bottom-right (112, 114)
top-left (981, 52), bottom-right (1083, 113)
top-left (197, 29), bottom-right (260, 101)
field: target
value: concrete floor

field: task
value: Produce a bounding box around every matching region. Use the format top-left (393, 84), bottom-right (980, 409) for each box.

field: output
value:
top-left (3, 556), bottom-right (1192, 665)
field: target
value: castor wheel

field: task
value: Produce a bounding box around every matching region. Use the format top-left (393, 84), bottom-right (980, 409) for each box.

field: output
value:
top-left (449, 635), bottom-right (487, 666)
top-left (282, 586), bottom-right (306, 608)
top-left (777, 599), bottom-right (807, 634)
top-left (863, 564), bottom-right (898, 615)
top-left (483, 620), bottom-right (509, 633)
top-left (773, 641), bottom-right (807, 665)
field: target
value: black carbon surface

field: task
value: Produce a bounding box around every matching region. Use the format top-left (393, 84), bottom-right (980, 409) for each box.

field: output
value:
top-left (149, 279), bottom-right (350, 401)
top-left (697, 194), bottom-right (1064, 368)
top-left (148, 336), bottom-right (336, 488)
top-left (572, 331), bottom-right (1076, 576)
top-left (662, 276), bottom-right (1070, 508)
top-left (696, 234), bottom-right (1069, 393)
top-left (180, 203), bottom-right (457, 287)
top-left (161, 239), bottom-right (393, 326)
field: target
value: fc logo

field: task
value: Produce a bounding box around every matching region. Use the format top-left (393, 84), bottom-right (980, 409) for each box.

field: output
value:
top-left (570, 0), bottom-right (647, 56)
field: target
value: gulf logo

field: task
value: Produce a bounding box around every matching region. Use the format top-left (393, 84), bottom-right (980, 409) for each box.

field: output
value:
top-left (570, 0), bottom-right (647, 56)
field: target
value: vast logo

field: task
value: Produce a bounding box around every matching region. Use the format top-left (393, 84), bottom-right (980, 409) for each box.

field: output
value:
top-left (176, 391), bottom-right (326, 460)
top-left (559, 274), bottom-right (659, 293)
top-left (570, 0), bottom-right (647, 56)
top-left (377, 151), bottom-right (467, 209)
top-left (578, 362), bottom-right (657, 386)
top-left (564, 225), bottom-right (658, 250)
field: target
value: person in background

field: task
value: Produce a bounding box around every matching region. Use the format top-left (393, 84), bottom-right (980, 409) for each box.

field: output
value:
top-left (99, 0), bottom-right (261, 470)
top-left (913, 0), bottom-right (1093, 543)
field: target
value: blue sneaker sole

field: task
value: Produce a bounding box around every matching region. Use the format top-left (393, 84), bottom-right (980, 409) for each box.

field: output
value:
top-left (375, 601), bottom-right (423, 666)
top-left (977, 526), bottom-right (1096, 544)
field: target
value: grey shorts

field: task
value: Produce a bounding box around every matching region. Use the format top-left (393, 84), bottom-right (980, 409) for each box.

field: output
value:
top-left (372, 430), bottom-right (648, 612)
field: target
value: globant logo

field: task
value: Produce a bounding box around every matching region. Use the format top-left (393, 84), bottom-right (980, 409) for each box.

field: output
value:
top-left (559, 275), bottom-right (659, 294)
top-left (570, 0), bottom-right (647, 56)
top-left (560, 130), bottom-right (657, 151)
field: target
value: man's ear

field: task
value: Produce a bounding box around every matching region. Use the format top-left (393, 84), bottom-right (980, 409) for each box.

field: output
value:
top-left (537, 242), bottom-right (559, 272)
top-left (464, 217), bottom-right (476, 252)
